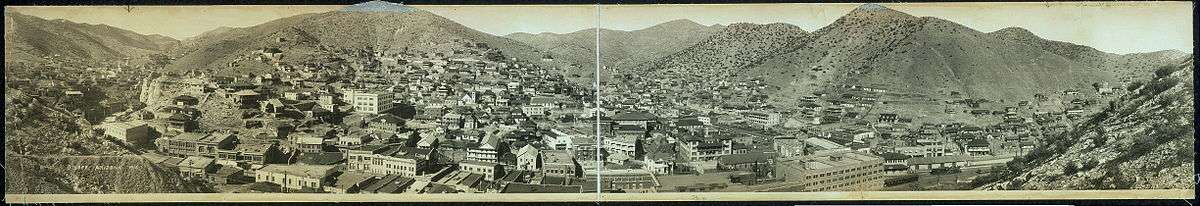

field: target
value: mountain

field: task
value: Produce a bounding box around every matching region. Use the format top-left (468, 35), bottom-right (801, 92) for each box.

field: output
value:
top-left (505, 19), bottom-right (725, 81)
top-left (168, 1), bottom-right (547, 75)
top-left (639, 22), bottom-right (810, 82)
top-left (639, 4), bottom-right (1190, 112)
top-left (981, 57), bottom-right (1194, 190)
top-left (3, 11), bottom-right (179, 63)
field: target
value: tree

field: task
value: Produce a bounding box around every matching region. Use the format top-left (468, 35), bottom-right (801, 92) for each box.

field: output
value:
top-left (148, 53), bottom-right (172, 69)
top-left (404, 130), bottom-right (421, 147)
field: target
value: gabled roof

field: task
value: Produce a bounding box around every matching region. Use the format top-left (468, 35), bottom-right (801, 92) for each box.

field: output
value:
top-left (516, 144), bottom-right (539, 157)
top-left (373, 114), bottom-right (404, 124)
top-left (332, 171), bottom-right (377, 190)
top-left (234, 90), bottom-right (260, 96)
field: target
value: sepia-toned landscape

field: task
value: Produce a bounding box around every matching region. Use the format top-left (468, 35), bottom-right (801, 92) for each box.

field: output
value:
top-left (3, 1), bottom-right (1194, 201)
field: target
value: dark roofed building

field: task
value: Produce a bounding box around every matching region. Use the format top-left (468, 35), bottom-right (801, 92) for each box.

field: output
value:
top-left (500, 183), bottom-right (582, 193)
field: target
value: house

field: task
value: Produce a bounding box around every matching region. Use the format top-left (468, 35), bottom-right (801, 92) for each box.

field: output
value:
top-left (165, 113), bottom-right (195, 133)
top-left (515, 144), bottom-right (541, 170)
top-left (676, 132), bottom-right (736, 161)
top-left (209, 164), bottom-right (249, 184)
top-left (460, 160), bottom-right (505, 181)
top-left (966, 139), bottom-right (991, 156)
top-left (878, 113), bottom-right (898, 123)
top-left (467, 129), bottom-right (503, 162)
top-left (716, 152), bottom-right (776, 178)
top-left (255, 164), bottom-right (338, 192)
top-left (215, 141), bottom-right (283, 166)
top-left (173, 95), bottom-right (199, 107)
top-left (773, 136), bottom-right (804, 158)
top-left (338, 131), bottom-right (377, 148)
top-left (232, 90), bottom-right (262, 106)
top-left (611, 111), bottom-right (656, 128)
top-left (541, 150), bottom-right (579, 177)
top-left (368, 114), bottom-right (405, 134)
top-left (157, 132), bottom-right (237, 158)
top-left (673, 117), bottom-right (706, 132)
top-left (879, 152), bottom-right (911, 175)
top-left (289, 132), bottom-right (327, 154)
top-left (178, 156), bottom-right (216, 179)
top-left (543, 128), bottom-right (585, 150)
top-left (100, 121), bottom-right (152, 147)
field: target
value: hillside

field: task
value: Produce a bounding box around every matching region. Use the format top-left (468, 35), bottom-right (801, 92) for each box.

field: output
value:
top-left (981, 57), bottom-right (1194, 190)
top-left (628, 4), bottom-right (1190, 115)
top-left (6, 155), bottom-right (207, 194)
top-left (167, 2), bottom-right (548, 76)
top-left (641, 22), bottom-right (810, 83)
top-left (3, 11), bottom-right (178, 64)
top-left (4, 88), bottom-right (136, 156)
top-left (506, 19), bottom-right (725, 81)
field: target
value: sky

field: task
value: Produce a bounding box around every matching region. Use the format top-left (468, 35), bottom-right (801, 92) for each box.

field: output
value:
top-left (5, 2), bottom-right (1192, 54)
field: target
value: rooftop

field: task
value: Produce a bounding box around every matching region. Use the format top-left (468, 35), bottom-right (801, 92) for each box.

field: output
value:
top-left (258, 164), bottom-right (336, 178)
top-left (501, 183), bottom-right (582, 193)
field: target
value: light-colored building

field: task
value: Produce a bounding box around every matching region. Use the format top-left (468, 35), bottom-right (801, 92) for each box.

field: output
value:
top-left (541, 150), bottom-right (579, 177)
top-left (100, 121), bottom-right (152, 147)
top-left (460, 160), bottom-right (504, 181)
top-left (255, 164), bottom-right (338, 192)
top-left (773, 136), bottom-right (804, 158)
top-left (804, 137), bottom-right (851, 156)
top-left (677, 132), bottom-right (736, 161)
top-left (775, 151), bottom-right (885, 192)
top-left (346, 144), bottom-right (439, 178)
top-left (515, 144), bottom-right (541, 170)
top-left (743, 111), bottom-right (781, 128)
top-left (344, 89), bottom-right (394, 114)
top-left (156, 132), bottom-right (237, 158)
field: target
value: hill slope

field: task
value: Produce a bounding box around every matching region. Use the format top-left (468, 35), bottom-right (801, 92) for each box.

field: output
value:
top-left (4, 11), bottom-right (178, 63)
top-left (168, 3), bottom-right (547, 75)
top-left (634, 4), bottom-right (1189, 112)
top-left (982, 57), bottom-right (1194, 190)
top-left (6, 155), bottom-right (206, 194)
top-left (506, 19), bottom-right (725, 80)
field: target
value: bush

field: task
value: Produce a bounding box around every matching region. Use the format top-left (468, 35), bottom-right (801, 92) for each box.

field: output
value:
top-left (1154, 65), bottom-right (1178, 78)
top-left (1062, 162), bottom-right (1079, 176)
top-left (1126, 81), bottom-right (1144, 92)
top-left (1141, 77), bottom-right (1179, 96)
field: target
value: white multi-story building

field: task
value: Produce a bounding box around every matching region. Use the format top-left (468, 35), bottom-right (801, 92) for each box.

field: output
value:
top-left (344, 89), bottom-right (394, 114)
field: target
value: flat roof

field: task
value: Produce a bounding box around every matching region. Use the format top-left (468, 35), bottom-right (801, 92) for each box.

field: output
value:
top-left (258, 164), bottom-right (336, 178)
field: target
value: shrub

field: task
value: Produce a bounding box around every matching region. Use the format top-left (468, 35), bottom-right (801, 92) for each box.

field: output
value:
top-left (1126, 81), bottom-right (1144, 92)
top-left (1062, 162), bottom-right (1079, 176)
top-left (1154, 65), bottom-right (1178, 78)
top-left (1141, 77), bottom-right (1179, 96)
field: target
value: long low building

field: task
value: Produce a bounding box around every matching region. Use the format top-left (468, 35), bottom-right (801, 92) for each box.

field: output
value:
top-left (255, 164), bottom-right (338, 192)
top-left (345, 144), bottom-right (439, 178)
top-left (775, 151), bottom-right (885, 192)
